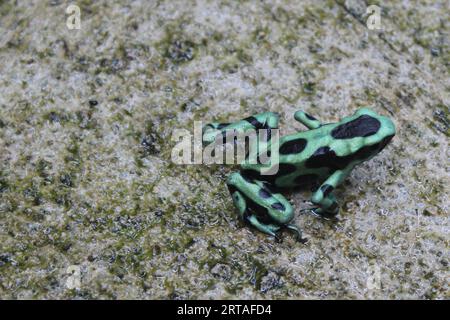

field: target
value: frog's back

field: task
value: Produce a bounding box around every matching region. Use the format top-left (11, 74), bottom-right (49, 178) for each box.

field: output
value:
top-left (241, 124), bottom-right (336, 185)
top-left (277, 124), bottom-right (336, 167)
top-left (241, 108), bottom-right (395, 188)
top-left (277, 108), bottom-right (394, 167)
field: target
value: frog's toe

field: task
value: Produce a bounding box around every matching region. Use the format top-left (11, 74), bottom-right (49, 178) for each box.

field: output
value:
top-left (310, 208), bottom-right (322, 217)
top-left (299, 207), bottom-right (316, 214)
top-left (274, 231), bottom-right (283, 243)
top-left (311, 208), bottom-right (339, 220)
top-left (284, 224), bottom-right (308, 243)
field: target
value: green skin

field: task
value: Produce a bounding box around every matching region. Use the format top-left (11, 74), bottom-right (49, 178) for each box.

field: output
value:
top-left (203, 108), bottom-right (396, 242)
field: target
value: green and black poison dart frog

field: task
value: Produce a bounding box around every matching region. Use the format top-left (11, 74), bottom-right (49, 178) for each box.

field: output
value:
top-left (202, 108), bottom-right (396, 242)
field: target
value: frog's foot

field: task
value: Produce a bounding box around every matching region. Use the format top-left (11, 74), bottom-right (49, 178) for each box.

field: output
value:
top-left (280, 224), bottom-right (308, 243)
top-left (310, 207), bottom-right (339, 220)
top-left (246, 215), bottom-right (283, 241)
top-left (246, 217), bottom-right (307, 243)
top-left (310, 194), bottom-right (339, 219)
top-left (299, 206), bottom-right (334, 220)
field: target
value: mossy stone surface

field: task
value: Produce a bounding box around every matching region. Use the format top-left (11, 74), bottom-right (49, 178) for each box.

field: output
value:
top-left (0, 0), bottom-right (448, 299)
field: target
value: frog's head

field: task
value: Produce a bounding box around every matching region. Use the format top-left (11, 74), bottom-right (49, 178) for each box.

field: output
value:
top-left (331, 107), bottom-right (395, 163)
top-left (350, 107), bottom-right (396, 159)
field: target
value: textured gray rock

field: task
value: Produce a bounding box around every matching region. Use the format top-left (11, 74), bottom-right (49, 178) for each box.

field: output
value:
top-left (0, 0), bottom-right (448, 299)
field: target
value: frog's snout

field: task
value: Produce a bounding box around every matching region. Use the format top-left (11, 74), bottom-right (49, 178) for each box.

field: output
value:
top-left (380, 116), bottom-right (396, 138)
top-left (387, 117), bottom-right (396, 135)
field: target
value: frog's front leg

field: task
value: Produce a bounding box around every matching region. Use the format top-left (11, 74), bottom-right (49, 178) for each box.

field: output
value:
top-left (294, 110), bottom-right (322, 129)
top-left (226, 172), bottom-right (305, 242)
top-left (310, 169), bottom-right (351, 217)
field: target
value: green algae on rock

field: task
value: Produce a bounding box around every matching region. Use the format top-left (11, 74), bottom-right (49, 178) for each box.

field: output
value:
top-left (0, 0), bottom-right (448, 299)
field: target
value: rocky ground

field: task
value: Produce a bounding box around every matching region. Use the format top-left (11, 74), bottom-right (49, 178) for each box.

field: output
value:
top-left (0, 0), bottom-right (448, 299)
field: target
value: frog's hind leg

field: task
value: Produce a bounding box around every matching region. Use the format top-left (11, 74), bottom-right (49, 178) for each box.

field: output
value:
top-left (294, 110), bottom-right (322, 129)
top-left (227, 187), bottom-right (285, 240)
top-left (227, 172), bottom-right (305, 242)
top-left (203, 112), bottom-right (279, 145)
